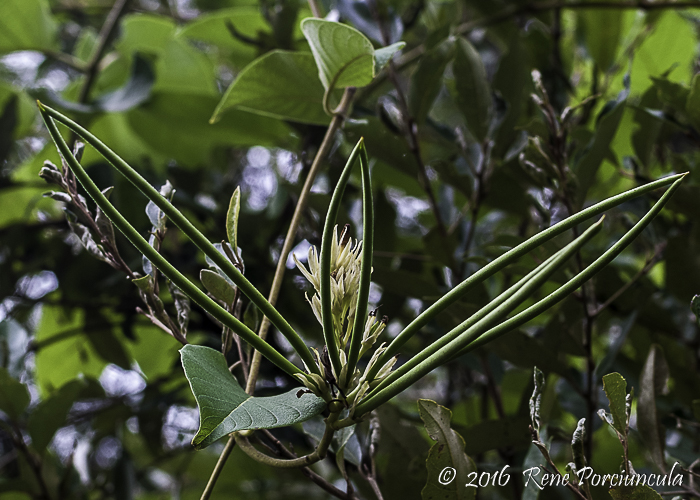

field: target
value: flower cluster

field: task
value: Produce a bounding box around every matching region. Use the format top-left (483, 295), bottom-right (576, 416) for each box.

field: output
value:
top-left (294, 224), bottom-right (363, 348)
top-left (293, 224), bottom-right (398, 415)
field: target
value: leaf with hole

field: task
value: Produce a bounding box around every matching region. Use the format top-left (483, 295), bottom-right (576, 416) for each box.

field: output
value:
top-left (180, 345), bottom-right (325, 449)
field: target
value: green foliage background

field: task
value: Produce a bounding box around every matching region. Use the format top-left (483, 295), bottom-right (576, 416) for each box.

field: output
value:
top-left (0, 0), bottom-right (699, 498)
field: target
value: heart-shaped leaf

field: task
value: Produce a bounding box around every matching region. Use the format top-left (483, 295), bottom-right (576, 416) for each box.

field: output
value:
top-left (301, 19), bottom-right (404, 92)
top-left (301, 19), bottom-right (375, 91)
top-left (180, 345), bottom-right (326, 449)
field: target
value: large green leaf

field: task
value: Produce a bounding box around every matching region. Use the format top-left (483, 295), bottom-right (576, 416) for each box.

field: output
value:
top-left (129, 91), bottom-right (292, 165)
top-left (152, 38), bottom-right (218, 96)
top-left (178, 7), bottom-right (272, 69)
top-left (180, 344), bottom-right (326, 449)
top-left (0, 0), bottom-right (56, 54)
top-left (35, 306), bottom-right (108, 395)
top-left (210, 50), bottom-right (329, 125)
top-left (0, 367), bottom-right (30, 420)
top-left (419, 399), bottom-right (476, 500)
top-left (116, 14), bottom-right (175, 56)
top-left (452, 38), bottom-right (492, 142)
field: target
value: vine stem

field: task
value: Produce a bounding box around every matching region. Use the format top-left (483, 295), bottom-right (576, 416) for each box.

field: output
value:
top-left (201, 78), bottom-right (356, 500)
top-left (245, 86), bottom-right (356, 394)
top-left (234, 410), bottom-right (339, 468)
top-left (199, 436), bottom-right (237, 499)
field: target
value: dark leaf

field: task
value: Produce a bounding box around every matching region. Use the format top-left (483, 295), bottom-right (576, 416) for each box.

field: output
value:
top-left (638, 344), bottom-right (669, 472)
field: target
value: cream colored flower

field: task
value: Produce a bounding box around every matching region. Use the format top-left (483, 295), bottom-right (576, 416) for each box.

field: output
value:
top-left (294, 224), bottom-right (397, 406)
top-left (294, 224), bottom-right (362, 349)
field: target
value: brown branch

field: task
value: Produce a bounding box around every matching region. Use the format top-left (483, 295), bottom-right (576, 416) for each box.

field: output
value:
top-left (77, 0), bottom-right (131, 104)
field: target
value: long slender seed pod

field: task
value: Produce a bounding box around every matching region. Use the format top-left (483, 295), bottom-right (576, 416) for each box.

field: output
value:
top-left (344, 143), bottom-right (374, 385)
top-left (366, 216), bottom-right (604, 402)
top-left (365, 172), bottom-right (685, 381)
top-left (355, 176), bottom-right (684, 415)
top-left (39, 107), bottom-right (302, 378)
top-left (320, 139), bottom-right (364, 377)
top-left (38, 102), bottom-right (319, 376)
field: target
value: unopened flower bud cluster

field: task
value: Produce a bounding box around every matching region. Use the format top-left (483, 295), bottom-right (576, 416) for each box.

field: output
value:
top-left (293, 225), bottom-right (397, 415)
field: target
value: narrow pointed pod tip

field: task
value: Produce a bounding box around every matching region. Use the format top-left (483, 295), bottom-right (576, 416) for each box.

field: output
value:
top-left (319, 139), bottom-right (365, 377)
top-left (345, 141), bottom-right (374, 383)
top-left (355, 176), bottom-right (684, 415)
top-left (39, 110), bottom-right (302, 378)
top-left (38, 103), bottom-right (320, 376)
top-left (454, 175), bottom-right (685, 358)
top-left (362, 216), bottom-right (604, 402)
top-left (365, 172), bottom-right (685, 379)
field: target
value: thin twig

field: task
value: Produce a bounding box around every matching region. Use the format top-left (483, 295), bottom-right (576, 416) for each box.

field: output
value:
top-left (370, 3), bottom-right (454, 271)
top-left (199, 436), bottom-right (237, 500)
top-left (307, 0), bottom-right (323, 17)
top-left (77, 0), bottom-right (131, 104)
top-left (42, 50), bottom-right (88, 72)
top-left (260, 429), bottom-right (354, 500)
top-left (591, 243), bottom-right (665, 316)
